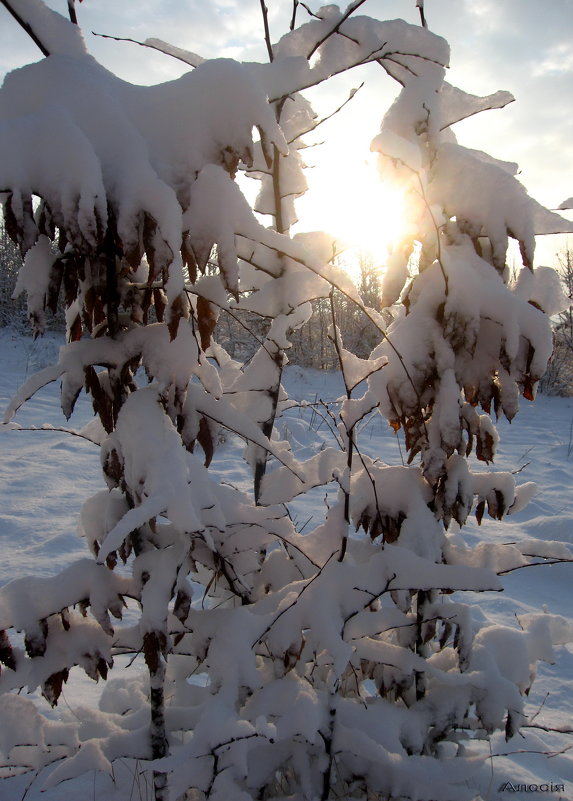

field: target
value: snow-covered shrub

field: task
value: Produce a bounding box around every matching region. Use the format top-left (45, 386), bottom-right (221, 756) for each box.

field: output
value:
top-left (1, 2), bottom-right (573, 801)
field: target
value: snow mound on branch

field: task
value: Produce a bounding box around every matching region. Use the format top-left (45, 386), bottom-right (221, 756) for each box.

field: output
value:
top-left (5, 0), bottom-right (87, 57)
top-left (428, 143), bottom-right (573, 270)
top-left (0, 46), bottom-right (286, 275)
top-left (269, 9), bottom-right (449, 96)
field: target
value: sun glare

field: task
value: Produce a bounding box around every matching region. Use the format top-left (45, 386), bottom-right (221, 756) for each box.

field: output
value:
top-left (296, 155), bottom-right (405, 279)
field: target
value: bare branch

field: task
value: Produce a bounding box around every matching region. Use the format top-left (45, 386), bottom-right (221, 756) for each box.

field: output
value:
top-left (528, 692), bottom-right (550, 725)
top-left (492, 743), bottom-right (573, 758)
top-left (313, 399), bottom-right (345, 449)
top-left (3, 424), bottom-right (100, 445)
top-left (524, 723), bottom-right (573, 735)
top-left (183, 285), bottom-right (275, 358)
top-left (67, 0), bottom-right (78, 25)
top-left (0, 0), bottom-right (50, 56)
top-left (511, 461), bottom-right (531, 475)
top-left (266, 528), bottom-right (321, 569)
top-left (259, 0), bottom-right (274, 62)
top-left (290, 0), bottom-right (299, 31)
top-left (346, 428), bottom-right (387, 542)
top-left (196, 407), bottom-right (304, 482)
top-left (497, 557), bottom-right (573, 575)
top-left (416, 0), bottom-right (427, 29)
top-left (344, 573), bottom-right (397, 630)
top-left (283, 396), bottom-right (345, 448)
top-left (300, 1), bottom-right (320, 20)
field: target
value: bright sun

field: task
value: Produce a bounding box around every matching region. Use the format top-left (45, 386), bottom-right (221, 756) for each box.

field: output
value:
top-left (296, 154), bottom-right (405, 278)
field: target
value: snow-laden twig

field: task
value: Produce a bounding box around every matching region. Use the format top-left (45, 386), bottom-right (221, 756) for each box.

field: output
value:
top-left (307, 0), bottom-right (369, 60)
top-left (286, 83), bottom-right (365, 145)
top-left (497, 557), bottom-right (573, 575)
top-left (0, 0), bottom-right (50, 56)
top-left (251, 550), bottom-right (337, 648)
top-left (1, 424), bottom-right (101, 445)
top-left (238, 235), bottom-right (423, 408)
top-left (91, 30), bottom-right (204, 67)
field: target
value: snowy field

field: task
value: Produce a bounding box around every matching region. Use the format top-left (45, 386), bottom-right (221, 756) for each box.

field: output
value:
top-left (0, 327), bottom-right (572, 800)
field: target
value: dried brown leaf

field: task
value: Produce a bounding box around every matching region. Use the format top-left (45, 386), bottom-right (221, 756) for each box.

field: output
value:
top-left (197, 416), bottom-right (214, 467)
top-left (173, 589), bottom-right (192, 625)
top-left (42, 669), bottom-right (69, 707)
top-left (0, 630), bottom-right (16, 671)
top-left (197, 296), bottom-right (218, 350)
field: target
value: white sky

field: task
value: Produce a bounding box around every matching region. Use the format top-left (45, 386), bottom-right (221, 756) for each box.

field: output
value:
top-left (1, 0), bottom-right (572, 266)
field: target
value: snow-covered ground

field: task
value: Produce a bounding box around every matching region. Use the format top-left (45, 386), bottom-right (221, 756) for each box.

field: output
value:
top-left (0, 327), bottom-right (572, 800)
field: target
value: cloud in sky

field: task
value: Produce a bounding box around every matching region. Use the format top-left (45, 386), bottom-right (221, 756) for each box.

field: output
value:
top-left (1, 0), bottom-right (572, 263)
top-left (534, 42), bottom-right (573, 77)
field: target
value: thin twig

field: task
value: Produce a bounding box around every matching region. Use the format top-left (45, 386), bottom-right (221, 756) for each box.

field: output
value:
top-left (497, 558), bottom-right (573, 575)
top-left (307, 0), bottom-right (369, 60)
top-left (412, 169), bottom-right (449, 294)
top-left (240, 234), bottom-right (424, 414)
top-left (343, 573), bottom-right (397, 631)
top-left (269, 42), bottom-right (386, 102)
top-left (92, 31), bottom-right (203, 67)
top-left (524, 723), bottom-right (573, 735)
top-left (346, 428), bottom-right (387, 538)
top-left (528, 691), bottom-right (550, 724)
top-left (183, 286), bottom-right (275, 358)
top-left (196, 407), bottom-right (305, 482)
top-left (300, 1), bottom-right (320, 20)
top-left (492, 743), bottom-right (573, 758)
top-left (290, 0), bottom-right (299, 31)
top-left (317, 398), bottom-right (345, 449)
top-left (328, 290), bottom-right (353, 562)
top-left (288, 82), bottom-right (365, 145)
top-left (251, 551), bottom-right (337, 648)
top-left (374, 45), bottom-right (449, 87)
top-left (67, 0), bottom-right (78, 25)
top-left (0, 0), bottom-right (50, 56)
top-left (271, 527), bottom-right (320, 568)
top-left (259, 0), bottom-right (274, 62)
top-left (3, 425), bottom-right (100, 445)
top-left (20, 769), bottom-right (40, 801)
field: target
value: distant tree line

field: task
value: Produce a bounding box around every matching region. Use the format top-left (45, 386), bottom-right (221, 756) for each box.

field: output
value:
top-left (0, 215), bottom-right (65, 332)
top-left (0, 215), bottom-right (27, 329)
top-left (216, 251), bottom-right (385, 369)
top-left (539, 246), bottom-right (573, 396)
top-left (1, 226), bottom-right (384, 364)
top-left (3, 214), bottom-right (572, 397)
